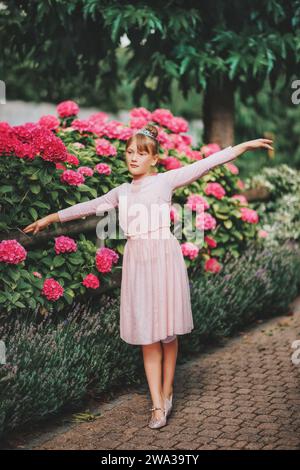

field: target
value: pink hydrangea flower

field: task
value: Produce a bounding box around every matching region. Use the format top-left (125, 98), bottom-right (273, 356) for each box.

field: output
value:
top-left (205, 257), bottom-right (221, 273)
top-left (204, 235), bottom-right (217, 248)
top-left (232, 194), bottom-right (248, 205)
top-left (195, 212), bottom-right (217, 231)
top-left (170, 205), bottom-right (180, 223)
top-left (32, 271), bottom-right (42, 278)
top-left (54, 236), bottom-right (77, 255)
top-left (38, 115), bottom-right (60, 131)
top-left (200, 143), bottom-right (221, 157)
top-left (60, 169), bottom-right (85, 186)
top-left (82, 273), bottom-right (100, 289)
top-left (95, 247), bottom-right (119, 273)
top-left (204, 182), bottom-right (226, 200)
top-left (71, 119), bottom-right (96, 133)
top-left (95, 163), bottom-right (112, 175)
top-left (89, 112), bottom-right (109, 123)
top-left (55, 163), bottom-right (66, 170)
top-left (116, 126), bottom-right (134, 141)
top-left (240, 207), bottom-right (259, 224)
top-left (78, 166), bottom-right (94, 177)
top-left (181, 242), bottom-right (199, 260)
top-left (225, 162), bottom-right (239, 174)
top-left (0, 239), bottom-right (27, 264)
top-left (181, 135), bottom-right (193, 146)
top-left (152, 108), bottom-right (174, 128)
top-left (130, 107), bottom-right (152, 120)
top-left (41, 278), bottom-right (64, 301)
top-left (156, 128), bottom-right (173, 150)
top-left (95, 138), bottom-right (117, 156)
top-left (162, 157), bottom-right (182, 171)
top-left (167, 117), bottom-right (189, 134)
top-left (186, 194), bottom-right (210, 212)
top-left (66, 153), bottom-right (79, 166)
top-left (258, 229), bottom-right (268, 238)
top-left (130, 117), bottom-right (149, 129)
top-left (56, 100), bottom-right (79, 118)
top-left (73, 142), bottom-right (85, 149)
top-left (236, 179), bottom-right (245, 190)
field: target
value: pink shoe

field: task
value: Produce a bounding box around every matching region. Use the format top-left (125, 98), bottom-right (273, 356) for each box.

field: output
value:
top-left (148, 406), bottom-right (167, 429)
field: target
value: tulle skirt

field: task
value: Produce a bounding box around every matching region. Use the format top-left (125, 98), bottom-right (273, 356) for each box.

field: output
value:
top-left (120, 227), bottom-right (194, 345)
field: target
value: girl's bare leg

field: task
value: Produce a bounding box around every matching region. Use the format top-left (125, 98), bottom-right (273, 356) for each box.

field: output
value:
top-left (141, 341), bottom-right (165, 420)
top-left (162, 336), bottom-right (178, 400)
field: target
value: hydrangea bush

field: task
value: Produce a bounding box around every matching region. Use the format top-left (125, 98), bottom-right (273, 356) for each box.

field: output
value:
top-left (0, 100), bottom-right (265, 313)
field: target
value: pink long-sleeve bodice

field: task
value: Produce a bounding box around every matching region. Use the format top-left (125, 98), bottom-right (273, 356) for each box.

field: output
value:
top-left (57, 146), bottom-right (237, 237)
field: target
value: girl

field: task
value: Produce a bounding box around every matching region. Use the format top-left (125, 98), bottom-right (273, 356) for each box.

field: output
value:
top-left (23, 124), bottom-right (273, 430)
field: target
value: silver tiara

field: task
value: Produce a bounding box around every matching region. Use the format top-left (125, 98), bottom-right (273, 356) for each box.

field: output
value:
top-left (135, 128), bottom-right (157, 141)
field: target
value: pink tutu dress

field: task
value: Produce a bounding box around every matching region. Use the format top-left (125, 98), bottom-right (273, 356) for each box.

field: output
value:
top-left (58, 146), bottom-right (237, 345)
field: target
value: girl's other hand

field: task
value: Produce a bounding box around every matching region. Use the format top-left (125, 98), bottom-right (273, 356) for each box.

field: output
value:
top-left (22, 213), bottom-right (59, 235)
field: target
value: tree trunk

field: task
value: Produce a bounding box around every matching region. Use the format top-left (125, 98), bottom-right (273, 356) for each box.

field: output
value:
top-left (203, 75), bottom-right (235, 147)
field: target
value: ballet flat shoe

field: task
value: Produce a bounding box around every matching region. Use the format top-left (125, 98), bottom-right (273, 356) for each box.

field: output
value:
top-left (148, 406), bottom-right (167, 429)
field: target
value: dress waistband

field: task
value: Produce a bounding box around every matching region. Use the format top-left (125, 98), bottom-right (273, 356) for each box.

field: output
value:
top-left (126, 226), bottom-right (173, 240)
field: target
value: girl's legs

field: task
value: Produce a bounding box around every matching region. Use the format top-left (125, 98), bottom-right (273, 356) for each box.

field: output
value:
top-left (141, 335), bottom-right (178, 421)
top-left (161, 335), bottom-right (178, 400)
top-left (141, 341), bottom-right (165, 420)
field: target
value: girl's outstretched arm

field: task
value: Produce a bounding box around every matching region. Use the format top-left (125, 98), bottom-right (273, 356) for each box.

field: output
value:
top-left (162, 138), bottom-right (274, 191)
top-left (57, 185), bottom-right (120, 223)
top-left (22, 185), bottom-right (121, 235)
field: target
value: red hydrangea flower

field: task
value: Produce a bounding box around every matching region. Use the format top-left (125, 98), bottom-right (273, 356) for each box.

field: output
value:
top-left (41, 278), bottom-right (64, 301)
top-left (38, 115), bottom-right (60, 131)
top-left (181, 242), bottom-right (199, 260)
top-left (56, 100), bottom-right (79, 118)
top-left (78, 166), bottom-right (94, 177)
top-left (95, 247), bottom-right (119, 273)
top-left (186, 194), bottom-right (210, 212)
top-left (60, 169), bottom-right (85, 186)
top-left (54, 236), bottom-right (77, 254)
top-left (195, 212), bottom-right (217, 231)
top-left (82, 273), bottom-right (100, 289)
top-left (95, 163), bottom-right (111, 175)
top-left (95, 138), bottom-right (117, 156)
top-left (204, 258), bottom-right (221, 273)
top-left (204, 236), bottom-right (217, 248)
top-left (32, 271), bottom-right (42, 278)
top-left (65, 153), bottom-right (79, 166)
top-left (204, 182), bottom-right (226, 200)
top-left (161, 157), bottom-right (182, 170)
top-left (240, 207), bottom-right (259, 224)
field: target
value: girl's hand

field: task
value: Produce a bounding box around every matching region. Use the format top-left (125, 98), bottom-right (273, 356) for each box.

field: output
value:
top-left (244, 138), bottom-right (274, 152)
top-left (22, 213), bottom-right (59, 235)
top-left (233, 138), bottom-right (274, 158)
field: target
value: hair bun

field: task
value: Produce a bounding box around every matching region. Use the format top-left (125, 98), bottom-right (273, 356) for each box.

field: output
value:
top-left (145, 123), bottom-right (158, 138)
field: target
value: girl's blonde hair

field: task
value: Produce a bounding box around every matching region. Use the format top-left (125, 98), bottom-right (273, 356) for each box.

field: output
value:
top-left (125, 123), bottom-right (159, 157)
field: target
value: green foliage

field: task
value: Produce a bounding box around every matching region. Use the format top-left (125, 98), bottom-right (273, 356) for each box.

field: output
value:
top-left (248, 165), bottom-right (300, 246)
top-left (1, 1), bottom-right (299, 106)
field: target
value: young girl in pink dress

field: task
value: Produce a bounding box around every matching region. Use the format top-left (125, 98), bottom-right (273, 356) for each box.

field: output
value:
top-left (23, 124), bottom-right (273, 429)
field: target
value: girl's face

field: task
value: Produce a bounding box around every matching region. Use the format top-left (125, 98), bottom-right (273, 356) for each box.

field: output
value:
top-left (125, 139), bottom-right (158, 178)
